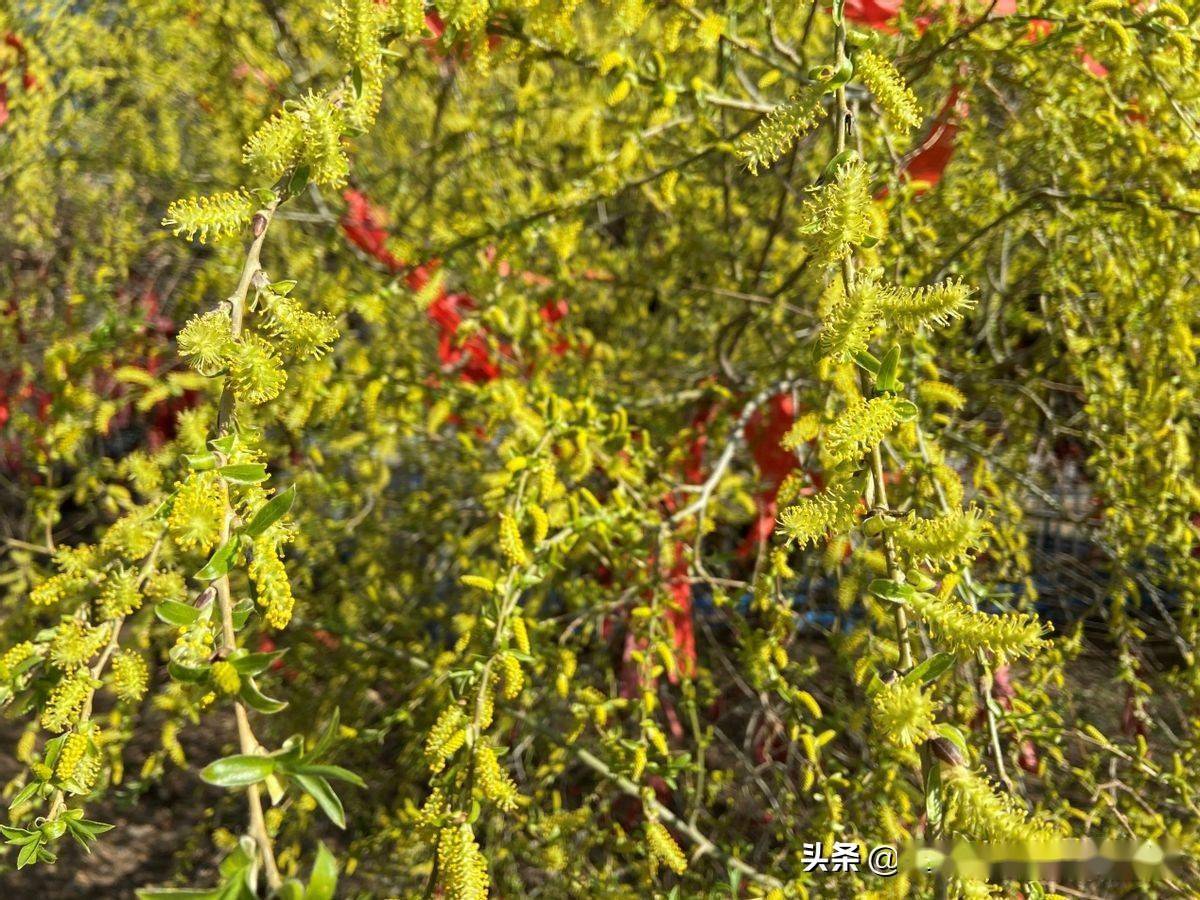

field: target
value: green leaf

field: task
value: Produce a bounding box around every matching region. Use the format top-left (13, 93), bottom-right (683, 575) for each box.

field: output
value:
top-left (239, 677), bottom-right (288, 714)
top-left (231, 599), bottom-right (254, 630)
top-left (279, 881), bottom-right (305, 900)
top-left (194, 536), bottom-right (241, 581)
top-left (294, 774), bottom-right (345, 829)
top-left (229, 649), bottom-right (286, 676)
top-left (185, 452), bottom-right (218, 471)
top-left (65, 818), bottom-right (113, 839)
top-left (17, 838), bottom-right (41, 868)
top-left (821, 149), bottom-right (858, 181)
top-left (852, 349), bottom-right (880, 376)
top-left (220, 837), bottom-right (256, 877)
top-left (308, 708), bottom-right (340, 761)
top-left (218, 464), bottom-right (268, 485)
top-left (200, 754), bottom-right (276, 788)
top-left (270, 735), bottom-right (305, 765)
top-left (305, 843), bottom-right (338, 900)
top-left (903, 652), bottom-right (956, 686)
top-left (289, 764), bottom-right (365, 788)
top-left (64, 817), bottom-right (113, 853)
top-left (42, 735), bottom-right (66, 769)
top-left (137, 890), bottom-right (224, 900)
top-left (0, 825), bottom-right (37, 844)
top-left (875, 345), bottom-right (901, 392)
top-left (241, 485), bottom-right (296, 539)
top-left (867, 579), bottom-right (916, 604)
top-left (156, 600), bottom-right (201, 627)
top-left (168, 659), bottom-right (209, 683)
top-left (924, 762), bottom-right (943, 830)
top-left (286, 165), bottom-right (311, 197)
top-left (209, 434), bottom-right (237, 456)
top-left (8, 782), bottom-right (40, 809)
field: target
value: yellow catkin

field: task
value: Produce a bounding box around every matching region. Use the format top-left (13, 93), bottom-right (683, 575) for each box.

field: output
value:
top-left (500, 652), bottom-right (524, 699)
top-left (528, 505), bottom-right (549, 545)
top-left (855, 50), bottom-right (922, 132)
top-left (474, 742), bottom-right (520, 810)
top-left (646, 820), bottom-right (688, 874)
top-left (111, 650), bottom-right (149, 702)
top-left (425, 706), bottom-right (468, 773)
top-left (437, 823), bottom-right (489, 900)
top-left (211, 660), bottom-right (241, 694)
top-left (870, 679), bottom-right (939, 748)
top-left (511, 616), bottom-right (531, 654)
top-left (56, 731), bottom-right (89, 781)
top-left (499, 513), bottom-right (529, 567)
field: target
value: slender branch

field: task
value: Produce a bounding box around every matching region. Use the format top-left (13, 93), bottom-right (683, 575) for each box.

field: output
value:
top-left (211, 200), bottom-right (283, 891)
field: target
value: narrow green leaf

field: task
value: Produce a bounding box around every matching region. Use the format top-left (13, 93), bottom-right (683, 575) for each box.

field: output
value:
top-left (308, 708), bottom-right (340, 762)
top-left (294, 774), bottom-right (345, 829)
top-left (290, 764), bottom-right (365, 788)
top-left (852, 349), bottom-right (880, 375)
top-left (8, 782), bottom-right (40, 809)
top-left (934, 723), bottom-right (970, 761)
top-left (241, 486), bottom-right (296, 539)
top-left (168, 660), bottom-right (209, 683)
top-left (185, 453), bottom-right (218, 471)
top-left (231, 599), bottom-right (254, 630)
top-left (239, 678), bottom-right (287, 714)
top-left (305, 843), bottom-right (338, 900)
top-left (867, 578), bottom-right (916, 604)
top-left (17, 838), bottom-right (40, 868)
top-left (821, 149), bottom-right (858, 181)
top-left (903, 652), bottom-right (956, 686)
top-left (137, 890), bottom-right (224, 900)
top-left (875, 345), bottom-right (901, 392)
top-left (200, 754), bottom-right (276, 788)
top-left (218, 464), bottom-right (268, 485)
top-left (286, 166), bottom-right (311, 197)
top-left (194, 536), bottom-right (241, 581)
top-left (229, 649), bottom-right (286, 676)
top-left (924, 763), bottom-right (943, 829)
top-left (42, 734), bottom-right (66, 769)
top-left (156, 600), bottom-right (201, 627)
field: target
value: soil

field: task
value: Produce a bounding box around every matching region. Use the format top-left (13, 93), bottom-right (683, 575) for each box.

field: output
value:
top-left (0, 714), bottom-right (231, 898)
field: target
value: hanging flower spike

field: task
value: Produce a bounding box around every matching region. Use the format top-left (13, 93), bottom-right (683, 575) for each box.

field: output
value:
top-left (800, 158), bottom-right (874, 264)
top-left (907, 590), bottom-right (1047, 661)
top-left (876, 279), bottom-right (974, 332)
top-left (162, 190), bottom-right (254, 244)
top-left (778, 481), bottom-right (862, 548)
top-left (737, 84), bottom-right (828, 174)
top-left (823, 396), bottom-right (912, 466)
top-left (819, 276), bottom-right (884, 361)
top-left (891, 508), bottom-right (986, 566)
top-left (855, 49), bottom-right (922, 133)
